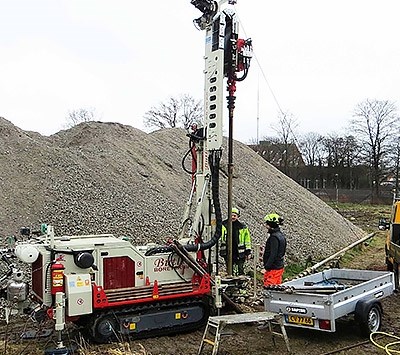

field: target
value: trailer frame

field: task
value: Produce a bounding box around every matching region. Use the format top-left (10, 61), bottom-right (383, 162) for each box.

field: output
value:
top-left (264, 268), bottom-right (394, 335)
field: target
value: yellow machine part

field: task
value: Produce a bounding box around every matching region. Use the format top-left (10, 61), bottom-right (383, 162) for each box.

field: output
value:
top-left (393, 202), bottom-right (400, 224)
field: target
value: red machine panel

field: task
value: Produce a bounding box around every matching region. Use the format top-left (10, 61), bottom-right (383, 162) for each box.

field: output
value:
top-left (32, 253), bottom-right (43, 300)
top-left (103, 256), bottom-right (135, 290)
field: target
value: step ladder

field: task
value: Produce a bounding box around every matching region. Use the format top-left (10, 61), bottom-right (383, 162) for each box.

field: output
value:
top-left (197, 317), bottom-right (223, 355)
top-left (198, 311), bottom-right (291, 355)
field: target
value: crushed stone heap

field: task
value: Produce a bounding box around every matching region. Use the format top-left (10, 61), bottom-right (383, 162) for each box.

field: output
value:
top-left (0, 117), bottom-right (364, 264)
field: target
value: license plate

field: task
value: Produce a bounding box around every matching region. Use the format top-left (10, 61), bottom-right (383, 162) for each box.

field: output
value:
top-left (286, 315), bottom-right (314, 326)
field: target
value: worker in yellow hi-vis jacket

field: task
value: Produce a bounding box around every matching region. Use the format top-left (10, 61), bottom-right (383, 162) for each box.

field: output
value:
top-left (219, 208), bottom-right (251, 275)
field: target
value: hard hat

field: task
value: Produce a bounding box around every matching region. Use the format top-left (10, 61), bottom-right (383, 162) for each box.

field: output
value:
top-left (264, 213), bottom-right (283, 226)
top-left (231, 207), bottom-right (240, 215)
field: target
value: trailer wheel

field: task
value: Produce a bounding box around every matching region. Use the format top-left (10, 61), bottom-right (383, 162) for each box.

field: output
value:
top-left (355, 300), bottom-right (382, 337)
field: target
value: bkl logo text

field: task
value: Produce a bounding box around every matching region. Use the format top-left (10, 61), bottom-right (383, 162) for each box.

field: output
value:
top-left (153, 257), bottom-right (188, 274)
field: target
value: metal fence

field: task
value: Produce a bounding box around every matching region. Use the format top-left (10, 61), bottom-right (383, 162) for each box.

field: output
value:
top-left (308, 188), bottom-right (393, 205)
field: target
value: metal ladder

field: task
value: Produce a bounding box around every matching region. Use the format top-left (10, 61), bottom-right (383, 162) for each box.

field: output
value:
top-left (198, 312), bottom-right (291, 355)
top-left (198, 317), bottom-right (223, 355)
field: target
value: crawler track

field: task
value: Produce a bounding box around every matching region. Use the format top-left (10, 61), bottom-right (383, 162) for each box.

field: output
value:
top-left (84, 296), bottom-right (210, 343)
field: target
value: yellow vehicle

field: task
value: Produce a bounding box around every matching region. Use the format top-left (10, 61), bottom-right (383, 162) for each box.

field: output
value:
top-left (382, 196), bottom-right (400, 288)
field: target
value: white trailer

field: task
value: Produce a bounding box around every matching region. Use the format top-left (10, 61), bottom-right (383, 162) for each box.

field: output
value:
top-left (264, 268), bottom-right (394, 336)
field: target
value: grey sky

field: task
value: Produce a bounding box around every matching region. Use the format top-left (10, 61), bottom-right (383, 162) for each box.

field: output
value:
top-left (1, 0), bottom-right (399, 143)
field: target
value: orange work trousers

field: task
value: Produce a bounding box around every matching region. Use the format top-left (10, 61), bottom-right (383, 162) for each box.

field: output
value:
top-left (263, 268), bottom-right (284, 286)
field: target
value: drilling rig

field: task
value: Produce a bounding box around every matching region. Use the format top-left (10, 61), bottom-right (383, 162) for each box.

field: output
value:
top-left (0, 0), bottom-right (252, 348)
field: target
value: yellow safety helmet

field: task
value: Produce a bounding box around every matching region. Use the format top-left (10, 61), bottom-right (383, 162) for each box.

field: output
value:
top-left (231, 207), bottom-right (240, 216)
top-left (264, 213), bottom-right (283, 226)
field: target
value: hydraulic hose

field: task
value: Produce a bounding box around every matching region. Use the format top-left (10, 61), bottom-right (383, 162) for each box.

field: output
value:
top-left (145, 150), bottom-right (223, 256)
top-left (183, 149), bottom-right (222, 252)
top-left (181, 139), bottom-right (196, 175)
top-left (145, 245), bottom-right (173, 256)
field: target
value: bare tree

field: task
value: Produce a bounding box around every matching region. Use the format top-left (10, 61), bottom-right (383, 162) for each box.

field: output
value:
top-left (323, 134), bottom-right (360, 168)
top-left (144, 97), bottom-right (180, 129)
top-left (143, 95), bottom-right (202, 130)
top-left (272, 111), bottom-right (299, 174)
top-left (351, 99), bottom-right (399, 198)
top-left (272, 111), bottom-right (298, 146)
top-left (180, 94), bottom-right (203, 129)
top-left (322, 134), bottom-right (361, 189)
top-left (66, 107), bottom-right (96, 128)
top-left (299, 132), bottom-right (324, 167)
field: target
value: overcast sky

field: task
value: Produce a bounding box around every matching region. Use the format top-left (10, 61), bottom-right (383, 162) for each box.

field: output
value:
top-left (1, 0), bottom-right (399, 143)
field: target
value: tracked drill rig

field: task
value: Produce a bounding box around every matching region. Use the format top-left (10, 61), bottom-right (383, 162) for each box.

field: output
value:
top-left (0, 0), bottom-right (252, 345)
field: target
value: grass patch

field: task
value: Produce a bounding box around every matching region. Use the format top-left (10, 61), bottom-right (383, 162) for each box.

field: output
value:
top-left (282, 233), bottom-right (387, 278)
top-left (327, 202), bottom-right (391, 232)
top-left (283, 263), bottom-right (307, 279)
top-left (339, 244), bottom-right (365, 265)
top-left (340, 233), bottom-right (386, 268)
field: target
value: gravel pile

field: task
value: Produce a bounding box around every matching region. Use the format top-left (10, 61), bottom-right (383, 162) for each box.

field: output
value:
top-left (0, 117), bottom-right (364, 264)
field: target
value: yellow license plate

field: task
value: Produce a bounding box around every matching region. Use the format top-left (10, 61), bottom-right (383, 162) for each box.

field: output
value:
top-left (286, 315), bottom-right (314, 326)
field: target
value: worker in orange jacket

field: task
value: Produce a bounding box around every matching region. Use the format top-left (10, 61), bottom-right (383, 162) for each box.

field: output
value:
top-left (261, 213), bottom-right (287, 286)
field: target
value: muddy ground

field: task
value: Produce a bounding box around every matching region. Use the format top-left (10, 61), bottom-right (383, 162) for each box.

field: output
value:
top-left (129, 231), bottom-right (400, 355)
top-left (100, 204), bottom-right (400, 354)
top-left (2, 204), bottom-right (400, 355)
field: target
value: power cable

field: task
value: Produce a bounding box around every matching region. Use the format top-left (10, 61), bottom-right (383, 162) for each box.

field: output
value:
top-left (234, 6), bottom-right (284, 116)
top-left (234, 6), bottom-right (301, 147)
top-left (370, 331), bottom-right (400, 354)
